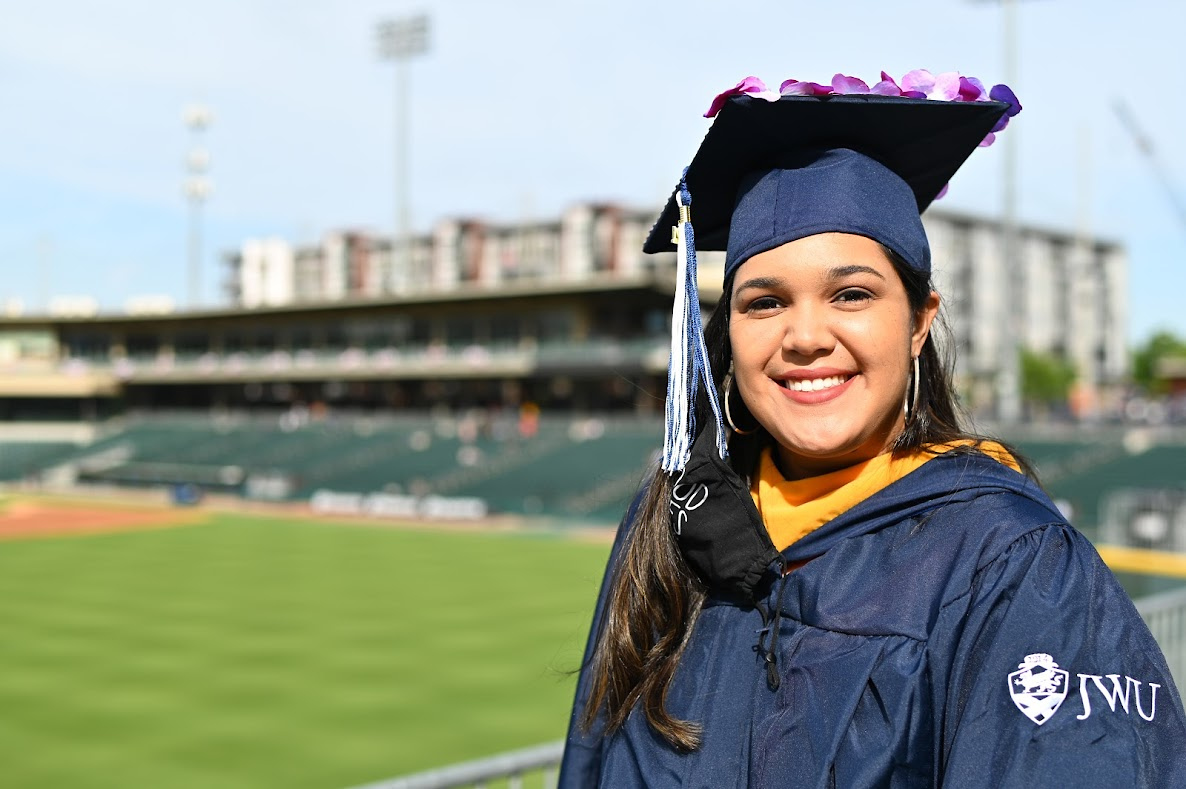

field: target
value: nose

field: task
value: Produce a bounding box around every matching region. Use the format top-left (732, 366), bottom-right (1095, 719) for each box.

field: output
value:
top-left (781, 304), bottom-right (835, 358)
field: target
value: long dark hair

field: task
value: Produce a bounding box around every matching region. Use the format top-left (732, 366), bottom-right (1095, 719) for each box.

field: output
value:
top-left (580, 245), bottom-right (1025, 751)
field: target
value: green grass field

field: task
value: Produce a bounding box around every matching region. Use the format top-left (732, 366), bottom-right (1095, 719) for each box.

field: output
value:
top-left (0, 509), bottom-right (612, 788)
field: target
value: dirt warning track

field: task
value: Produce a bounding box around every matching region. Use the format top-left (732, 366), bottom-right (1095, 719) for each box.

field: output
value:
top-left (0, 500), bottom-right (203, 540)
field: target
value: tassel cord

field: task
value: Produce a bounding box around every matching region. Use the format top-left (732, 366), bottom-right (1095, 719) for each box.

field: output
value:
top-left (661, 171), bottom-right (728, 472)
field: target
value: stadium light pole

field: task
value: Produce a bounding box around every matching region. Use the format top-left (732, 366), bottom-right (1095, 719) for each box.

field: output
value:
top-left (998, 0), bottom-right (1022, 426)
top-left (183, 104), bottom-right (214, 309)
top-left (969, 0), bottom-right (1041, 425)
top-left (377, 14), bottom-right (429, 286)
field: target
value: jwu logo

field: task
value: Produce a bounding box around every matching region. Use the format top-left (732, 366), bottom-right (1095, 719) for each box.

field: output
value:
top-left (1008, 653), bottom-right (1162, 725)
top-left (1075, 672), bottom-right (1161, 722)
top-left (1009, 654), bottom-right (1068, 725)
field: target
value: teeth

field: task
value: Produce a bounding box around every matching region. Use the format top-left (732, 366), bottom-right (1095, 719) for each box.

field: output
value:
top-left (784, 375), bottom-right (848, 392)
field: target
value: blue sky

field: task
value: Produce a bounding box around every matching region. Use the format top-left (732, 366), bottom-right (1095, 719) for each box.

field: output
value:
top-left (1, 0), bottom-right (1184, 342)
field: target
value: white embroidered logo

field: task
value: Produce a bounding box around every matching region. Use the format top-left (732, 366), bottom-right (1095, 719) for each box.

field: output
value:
top-left (1009, 653), bottom-right (1069, 725)
top-left (670, 471), bottom-right (709, 537)
top-left (1075, 673), bottom-right (1161, 722)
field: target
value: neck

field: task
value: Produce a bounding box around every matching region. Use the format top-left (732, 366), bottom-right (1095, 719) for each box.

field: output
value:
top-left (775, 422), bottom-right (906, 481)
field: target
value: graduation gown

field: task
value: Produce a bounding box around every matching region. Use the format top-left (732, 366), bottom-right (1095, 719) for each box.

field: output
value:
top-left (559, 451), bottom-right (1186, 788)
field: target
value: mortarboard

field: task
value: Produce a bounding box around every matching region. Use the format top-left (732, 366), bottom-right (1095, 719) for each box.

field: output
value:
top-left (651, 73), bottom-right (1020, 474)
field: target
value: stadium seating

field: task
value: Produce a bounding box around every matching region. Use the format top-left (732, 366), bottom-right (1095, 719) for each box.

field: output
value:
top-left (0, 442), bottom-right (84, 481)
top-left (4, 417), bottom-right (1185, 531)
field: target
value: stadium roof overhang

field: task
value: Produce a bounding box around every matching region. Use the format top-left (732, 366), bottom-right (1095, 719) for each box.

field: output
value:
top-left (0, 271), bottom-right (722, 331)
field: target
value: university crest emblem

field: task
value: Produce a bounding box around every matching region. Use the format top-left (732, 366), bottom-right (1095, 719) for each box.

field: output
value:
top-left (1008, 653), bottom-right (1069, 725)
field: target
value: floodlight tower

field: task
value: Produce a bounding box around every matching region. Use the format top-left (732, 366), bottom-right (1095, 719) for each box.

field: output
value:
top-left (997, 0), bottom-right (1022, 425)
top-left (183, 104), bottom-right (214, 309)
top-left (970, 0), bottom-right (1036, 425)
top-left (377, 14), bottom-right (429, 284)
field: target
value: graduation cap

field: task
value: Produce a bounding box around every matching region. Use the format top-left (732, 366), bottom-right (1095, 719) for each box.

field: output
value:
top-left (646, 92), bottom-right (1011, 272)
top-left (653, 82), bottom-right (1017, 474)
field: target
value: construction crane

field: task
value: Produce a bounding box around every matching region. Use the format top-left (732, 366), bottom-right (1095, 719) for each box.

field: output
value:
top-left (1113, 99), bottom-right (1186, 236)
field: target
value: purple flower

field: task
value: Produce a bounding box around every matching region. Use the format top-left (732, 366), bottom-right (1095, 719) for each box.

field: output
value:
top-left (831, 73), bottom-right (870, 94)
top-left (935, 183), bottom-right (950, 200)
top-left (780, 78), bottom-right (832, 96)
top-left (705, 76), bottom-right (773, 118)
top-left (989, 83), bottom-right (1023, 116)
top-left (987, 83), bottom-right (1022, 132)
top-left (958, 76), bottom-right (987, 102)
top-left (871, 71), bottom-right (903, 96)
top-left (704, 72), bottom-right (1022, 153)
top-left (901, 69), bottom-right (936, 96)
top-left (929, 72), bottom-right (963, 101)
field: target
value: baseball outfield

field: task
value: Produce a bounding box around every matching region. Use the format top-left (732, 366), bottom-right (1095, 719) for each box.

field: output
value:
top-left (0, 496), bottom-right (611, 788)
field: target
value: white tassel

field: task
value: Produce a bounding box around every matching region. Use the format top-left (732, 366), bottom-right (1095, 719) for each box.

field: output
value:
top-left (662, 192), bottom-right (692, 472)
top-left (662, 185), bottom-right (728, 473)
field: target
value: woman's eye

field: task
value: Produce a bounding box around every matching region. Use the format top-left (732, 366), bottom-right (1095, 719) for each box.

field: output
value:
top-left (745, 296), bottom-right (782, 312)
top-left (834, 288), bottom-right (872, 304)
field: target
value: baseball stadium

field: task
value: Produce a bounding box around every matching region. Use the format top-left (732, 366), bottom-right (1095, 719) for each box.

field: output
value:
top-left (7, 4), bottom-right (1186, 785)
top-left (2, 238), bottom-right (1186, 786)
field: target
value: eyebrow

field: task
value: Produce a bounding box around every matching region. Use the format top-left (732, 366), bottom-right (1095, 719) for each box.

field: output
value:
top-left (732, 264), bottom-right (887, 299)
top-left (828, 264), bottom-right (886, 281)
top-left (732, 276), bottom-right (785, 299)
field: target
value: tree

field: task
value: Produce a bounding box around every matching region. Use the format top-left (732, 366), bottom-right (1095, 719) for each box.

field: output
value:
top-left (1131, 330), bottom-right (1186, 395)
top-left (1020, 348), bottom-right (1076, 407)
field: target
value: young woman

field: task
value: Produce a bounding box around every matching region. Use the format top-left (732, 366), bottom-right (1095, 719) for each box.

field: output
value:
top-left (559, 74), bottom-right (1186, 788)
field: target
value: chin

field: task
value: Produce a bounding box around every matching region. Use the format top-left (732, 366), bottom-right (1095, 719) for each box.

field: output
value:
top-left (785, 441), bottom-right (867, 465)
top-left (772, 421), bottom-right (902, 475)
top-left (775, 431), bottom-right (867, 462)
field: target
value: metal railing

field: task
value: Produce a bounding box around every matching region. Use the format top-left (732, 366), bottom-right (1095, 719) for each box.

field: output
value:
top-left (346, 740), bottom-right (564, 789)
top-left (52, 337), bottom-right (671, 384)
top-left (1136, 584), bottom-right (1186, 689)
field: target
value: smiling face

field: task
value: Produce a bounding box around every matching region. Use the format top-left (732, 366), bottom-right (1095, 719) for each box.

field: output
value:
top-left (728, 232), bottom-right (939, 479)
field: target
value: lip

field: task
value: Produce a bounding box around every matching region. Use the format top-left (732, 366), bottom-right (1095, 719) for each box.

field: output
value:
top-left (775, 370), bottom-right (858, 405)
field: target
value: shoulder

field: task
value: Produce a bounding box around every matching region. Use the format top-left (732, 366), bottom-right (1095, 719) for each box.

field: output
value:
top-left (934, 519), bottom-right (1186, 785)
top-left (912, 450), bottom-right (1071, 572)
top-left (807, 453), bottom-right (1079, 630)
top-left (789, 460), bottom-right (1074, 637)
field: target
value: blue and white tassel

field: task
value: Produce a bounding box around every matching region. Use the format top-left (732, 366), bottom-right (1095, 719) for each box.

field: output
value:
top-left (661, 171), bottom-right (728, 473)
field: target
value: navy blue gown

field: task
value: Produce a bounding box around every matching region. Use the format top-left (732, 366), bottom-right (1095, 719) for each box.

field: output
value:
top-left (560, 452), bottom-right (1186, 788)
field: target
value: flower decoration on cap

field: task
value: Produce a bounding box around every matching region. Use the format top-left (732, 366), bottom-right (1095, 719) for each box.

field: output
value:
top-left (703, 76), bottom-right (781, 118)
top-left (779, 78), bottom-right (833, 97)
top-left (707, 69), bottom-right (1022, 149)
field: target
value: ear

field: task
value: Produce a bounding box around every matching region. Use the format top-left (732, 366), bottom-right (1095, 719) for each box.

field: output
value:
top-left (911, 291), bottom-right (941, 358)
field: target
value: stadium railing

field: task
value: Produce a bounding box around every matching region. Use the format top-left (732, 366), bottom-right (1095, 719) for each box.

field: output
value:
top-left (353, 585), bottom-right (1186, 789)
top-left (60, 336), bottom-right (671, 382)
top-left (1136, 584), bottom-right (1186, 689)
top-left (345, 740), bottom-right (564, 789)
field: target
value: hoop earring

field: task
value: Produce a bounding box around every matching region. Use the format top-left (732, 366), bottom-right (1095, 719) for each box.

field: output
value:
top-left (723, 366), bottom-right (757, 435)
top-left (904, 355), bottom-right (921, 421)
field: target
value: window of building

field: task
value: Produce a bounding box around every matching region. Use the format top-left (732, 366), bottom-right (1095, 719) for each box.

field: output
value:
top-left (174, 332), bottom-right (210, 357)
top-left (125, 333), bottom-right (160, 359)
top-left (444, 316), bottom-right (477, 346)
top-left (407, 317), bottom-right (432, 346)
top-left (290, 327), bottom-right (314, 352)
top-left (490, 314), bottom-right (520, 346)
top-left (0, 329), bottom-right (56, 362)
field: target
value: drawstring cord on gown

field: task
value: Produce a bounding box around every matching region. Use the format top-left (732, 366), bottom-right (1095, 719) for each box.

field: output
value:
top-left (754, 557), bottom-right (790, 691)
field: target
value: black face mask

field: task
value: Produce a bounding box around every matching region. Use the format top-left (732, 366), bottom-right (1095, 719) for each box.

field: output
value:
top-left (669, 425), bottom-right (780, 603)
